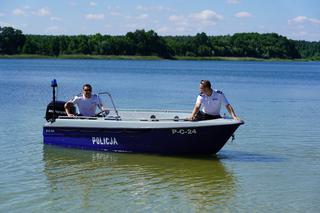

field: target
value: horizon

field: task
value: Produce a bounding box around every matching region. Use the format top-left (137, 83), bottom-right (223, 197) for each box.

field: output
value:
top-left (1, 0), bottom-right (319, 42)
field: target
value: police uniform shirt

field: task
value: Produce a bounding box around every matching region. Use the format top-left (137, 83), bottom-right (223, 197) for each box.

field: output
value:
top-left (196, 90), bottom-right (230, 116)
top-left (70, 94), bottom-right (102, 116)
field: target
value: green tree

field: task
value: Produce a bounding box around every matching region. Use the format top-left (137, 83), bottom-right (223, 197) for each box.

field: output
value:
top-left (22, 36), bottom-right (38, 54)
top-left (0, 26), bottom-right (26, 54)
top-left (126, 29), bottom-right (172, 58)
top-left (2, 26), bottom-right (315, 59)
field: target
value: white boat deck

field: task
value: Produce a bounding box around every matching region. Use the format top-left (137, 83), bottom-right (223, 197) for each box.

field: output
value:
top-left (45, 109), bottom-right (243, 129)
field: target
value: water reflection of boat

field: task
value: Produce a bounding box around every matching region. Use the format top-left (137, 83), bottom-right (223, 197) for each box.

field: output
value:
top-left (43, 145), bottom-right (236, 211)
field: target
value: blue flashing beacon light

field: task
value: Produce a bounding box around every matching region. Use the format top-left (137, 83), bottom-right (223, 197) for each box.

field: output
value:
top-left (51, 79), bottom-right (58, 122)
top-left (51, 79), bottom-right (58, 88)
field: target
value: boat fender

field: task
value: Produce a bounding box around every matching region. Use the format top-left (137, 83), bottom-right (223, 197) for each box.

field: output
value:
top-left (174, 116), bottom-right (179, 121)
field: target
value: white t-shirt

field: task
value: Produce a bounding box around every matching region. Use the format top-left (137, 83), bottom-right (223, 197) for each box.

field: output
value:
top-left (70, 94), bottom-right (103, 116)
top-left (196, 89), bottom-right (229, 116)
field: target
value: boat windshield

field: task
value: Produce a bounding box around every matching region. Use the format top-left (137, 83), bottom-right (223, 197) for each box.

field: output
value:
top-left (97, 92), bottom-right (120, 119)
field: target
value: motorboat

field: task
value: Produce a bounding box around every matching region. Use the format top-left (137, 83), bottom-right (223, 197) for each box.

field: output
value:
top-left (43, 80), bottom-right (244, 155)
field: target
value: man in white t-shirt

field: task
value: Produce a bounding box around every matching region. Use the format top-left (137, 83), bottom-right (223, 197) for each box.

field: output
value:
top-left (189, 80), bottom-right (239, 121)
top-left (64, 84), bottom-right (109, 117)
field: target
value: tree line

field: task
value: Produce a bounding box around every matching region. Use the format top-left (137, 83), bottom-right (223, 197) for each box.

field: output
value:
top-left (1, 26), bottom-right (319, 59)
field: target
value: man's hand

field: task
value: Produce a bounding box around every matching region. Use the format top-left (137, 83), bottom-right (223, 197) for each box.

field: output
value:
top-left (233, 116), bottom-right (240, 120)
top-left (65, 102), bottom-right (75, 117)
top-left (186, 115), bottom-right (196, 121)
top-left (101, 107), bottom-right (110, 115)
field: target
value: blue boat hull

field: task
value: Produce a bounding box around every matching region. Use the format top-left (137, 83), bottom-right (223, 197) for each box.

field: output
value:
top-left (43, 123), bottom-right (241, 155)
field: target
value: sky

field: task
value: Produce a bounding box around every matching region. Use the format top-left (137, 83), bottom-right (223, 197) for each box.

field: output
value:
top-left (0, 0), bottom-right (319, 41)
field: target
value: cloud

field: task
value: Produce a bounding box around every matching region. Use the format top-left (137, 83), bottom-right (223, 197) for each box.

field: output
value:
top-left (50, 17), bottom-right (62, 21)
top-left (293, 31), bottom-right (307, 36)
top-left (308, 18), bottom-right (320, 25)
top-left (136, 5), bottom-right (172, 12)
top-left (13, 8), bottom-right (26, 16)
top-left (89, 1), bottom-right (97, 7)
top-left (85, 13), bottom-right (105, 20)
top-left (156, 26), bottom-right (189, 35)
top-left (168, 10), bottom-right (223, 26)
top-left (0, 21), bottom-right (14, 27)
top-left (110, 11), bottom-right (122, 16)
top-left (68, 1), bottom-right (77, 6)
top-left (169, 15), bottom-right (185, 22)
top-left (137, 14), bottom-right (149, 20)
top-left (289, 16), bottom-right (320, 25)
top-left (235, 11), bottom-right (252, 18)
top-left (45, 25), bottom-right (62, 34)
top-left (168, 15), bottom-right (188, 27)
top-left (227, 0), bottom-right (240, 4)
top-left (190, 10), bottom-right (223, 25)
top-left (167, 10), bottom-right (223, 34)
top-left (290, 16), bottom-right (307, 24)
top-left (33, 8), bottom-right (51, 16)
top-left (286, 16), bottom-right (320, 41)
top-left (157, 26), bottom-right (170, 34)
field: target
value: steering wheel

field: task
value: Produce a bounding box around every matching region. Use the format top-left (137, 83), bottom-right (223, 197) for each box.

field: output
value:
top-left (95, 110), bottom-right (110, 117)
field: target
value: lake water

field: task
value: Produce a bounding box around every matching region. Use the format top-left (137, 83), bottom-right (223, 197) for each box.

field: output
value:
top-left (0, 59), bottom-right (319, 212)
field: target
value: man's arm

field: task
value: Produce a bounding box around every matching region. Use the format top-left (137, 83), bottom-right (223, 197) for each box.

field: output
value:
top-left (189, 102), bottom-right (201, 121)
top-left (99, 105), bottom-right (110, 114)
top-left (96, 96), bottom-right (109, 114)
top-left (226, 104), bottom-right (239, 120)
top-left (64, 102), bottom-right (75, 117)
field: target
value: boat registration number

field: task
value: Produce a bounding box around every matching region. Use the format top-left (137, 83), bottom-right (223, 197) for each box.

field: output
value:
top-left (171, 129), bottom-right (197, 135)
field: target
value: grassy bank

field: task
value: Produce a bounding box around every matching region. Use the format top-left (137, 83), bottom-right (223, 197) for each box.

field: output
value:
top-left (0, 54), bottom-right (319, 61)
top-left (0, 54), bottom-right (163, 60)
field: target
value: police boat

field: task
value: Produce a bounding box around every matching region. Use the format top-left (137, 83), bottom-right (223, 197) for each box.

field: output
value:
top-left (43, 80), bottom-right (244, 155)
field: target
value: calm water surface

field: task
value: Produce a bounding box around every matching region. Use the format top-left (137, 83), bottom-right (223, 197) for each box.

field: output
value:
top-left (0, 59), bottom-right (319, 212)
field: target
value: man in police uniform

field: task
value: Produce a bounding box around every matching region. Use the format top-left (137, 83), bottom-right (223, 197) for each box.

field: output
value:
top-left (189, 80), bottom-right (239, 121)
top-left (64, 84), bottom-right (109, 117)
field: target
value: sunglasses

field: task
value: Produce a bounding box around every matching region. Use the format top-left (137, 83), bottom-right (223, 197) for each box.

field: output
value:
top-left (83, 88), bottom-right (92, 92)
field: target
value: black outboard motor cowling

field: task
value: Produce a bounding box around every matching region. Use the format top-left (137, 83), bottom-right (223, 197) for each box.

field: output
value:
top-left (45, 101), bottom-right (75, 121)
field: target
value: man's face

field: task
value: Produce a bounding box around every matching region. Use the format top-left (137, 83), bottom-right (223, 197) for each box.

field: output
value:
top-left (83, 86), bottom-right (92, 98)
top-left (199, 84), bottom-right (205, 93)
top-left (199, 84), bottom-right (211, 95)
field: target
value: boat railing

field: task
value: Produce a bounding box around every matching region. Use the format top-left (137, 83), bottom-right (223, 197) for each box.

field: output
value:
top-left (57, 115), bottom-right (192, 122)
top-left (58, 115), bottom-right (121, 120)
top-left (58, 116), bottom-right (98, 120)
top-left (98, 91), bottom-right (120, 120)
top-left (117, 108), bottom-right (190, 113)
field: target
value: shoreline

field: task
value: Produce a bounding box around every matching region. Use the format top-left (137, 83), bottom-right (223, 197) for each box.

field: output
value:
top-left (0, 54), bottom-right (319, 61)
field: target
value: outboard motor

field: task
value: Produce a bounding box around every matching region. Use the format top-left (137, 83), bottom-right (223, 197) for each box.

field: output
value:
top-left (45, 79), bottom-right (75, 122)
top-left (45, 101), bottom-right (75, 121)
